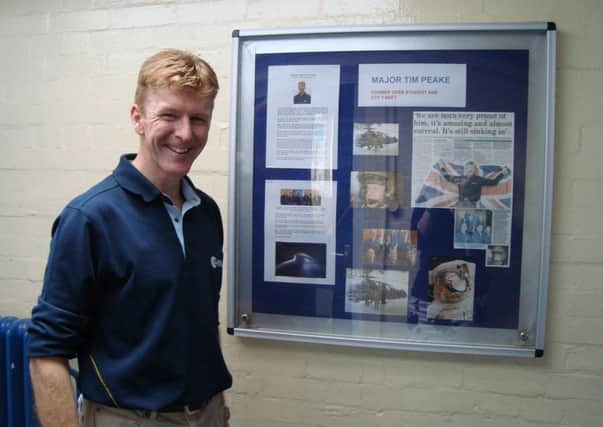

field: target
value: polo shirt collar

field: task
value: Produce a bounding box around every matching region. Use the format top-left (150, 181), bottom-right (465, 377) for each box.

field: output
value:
top-left (111, 153), bottom-right (163, 203)
top-left (180, 176), bottom-right (201, 206)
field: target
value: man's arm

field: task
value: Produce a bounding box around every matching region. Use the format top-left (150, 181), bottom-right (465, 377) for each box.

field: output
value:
top-left (436, 161), bottom-right (460, 184)
top-left (479, 168), bottom-right (509, 186)
top-left (29, 357), bottom-right (78, 427)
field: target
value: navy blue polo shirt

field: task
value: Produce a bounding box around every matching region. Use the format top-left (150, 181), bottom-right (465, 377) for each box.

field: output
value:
top-left (28, 154), bottom-right (232, 410)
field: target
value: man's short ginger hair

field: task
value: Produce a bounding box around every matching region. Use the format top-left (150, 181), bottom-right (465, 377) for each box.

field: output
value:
top-left (134, 49), bottom-right (219, 108)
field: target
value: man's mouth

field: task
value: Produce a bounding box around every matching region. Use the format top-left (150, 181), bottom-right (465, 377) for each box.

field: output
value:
top-left (167, 145), bottom-right (191, 154)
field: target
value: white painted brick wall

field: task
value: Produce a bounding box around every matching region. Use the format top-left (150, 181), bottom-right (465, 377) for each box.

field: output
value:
top-left (1, 0), bottom-right (602, 426)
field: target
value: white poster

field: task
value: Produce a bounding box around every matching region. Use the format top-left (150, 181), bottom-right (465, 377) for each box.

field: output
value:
top-left (266, 65), bottom-right (340, 169)
top-left (358, 63), bottom-right (467, 107)
top-left (411, 111), bottom-right (515, 264)
top-left (264, 180), bottom-right (337, 285)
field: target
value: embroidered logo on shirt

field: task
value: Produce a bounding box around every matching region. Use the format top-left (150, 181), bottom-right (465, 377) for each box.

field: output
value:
top-left (210, 256), bottom-right (223, 269)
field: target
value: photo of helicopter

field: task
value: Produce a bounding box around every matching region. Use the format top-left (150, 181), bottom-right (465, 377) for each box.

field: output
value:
top-left (353, 123), bottom-right (399, 156)
top-left (345, 268), bottom-right (408, 315)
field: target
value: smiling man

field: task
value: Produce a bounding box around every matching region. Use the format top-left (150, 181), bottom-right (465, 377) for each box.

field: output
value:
top-left (28, 50), bottom-right (232, 427)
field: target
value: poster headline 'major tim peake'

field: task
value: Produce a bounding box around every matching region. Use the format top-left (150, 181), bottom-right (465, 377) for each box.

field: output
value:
top-left (358, 63), bottom-right (467, 107)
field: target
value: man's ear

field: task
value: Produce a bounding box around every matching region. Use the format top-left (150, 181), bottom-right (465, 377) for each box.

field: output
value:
top-left (130, 104), bottom-right (144, 135)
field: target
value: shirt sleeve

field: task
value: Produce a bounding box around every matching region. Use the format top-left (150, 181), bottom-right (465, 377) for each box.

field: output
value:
top-left (28, 207), bottom-right (97, 359)
top-left (479, 174), bottom-right (505, 186)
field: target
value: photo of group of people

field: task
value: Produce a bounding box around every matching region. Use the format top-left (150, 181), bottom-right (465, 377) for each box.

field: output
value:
top-left (280, 188), bottom-right (322, 206)
top-left (362, 228), bottom-right (417, 269)
top-left (453, 208), bottom-right (492, 247)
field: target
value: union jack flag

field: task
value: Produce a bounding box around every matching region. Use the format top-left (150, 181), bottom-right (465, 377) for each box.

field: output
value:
top-left (414, 161), bottom-right (512, 209)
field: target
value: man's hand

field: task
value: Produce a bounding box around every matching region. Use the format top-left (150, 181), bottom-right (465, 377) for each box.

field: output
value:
top-left (220, 392), bottom-right (230, 427)
top-left (29, 357), bottom-right (78, 427)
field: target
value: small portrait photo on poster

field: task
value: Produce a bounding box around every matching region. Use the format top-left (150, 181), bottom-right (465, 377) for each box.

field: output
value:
top-left (293, 80), bottom-right (312, 104)
top-left (486, 244), bottom-right (509, 267)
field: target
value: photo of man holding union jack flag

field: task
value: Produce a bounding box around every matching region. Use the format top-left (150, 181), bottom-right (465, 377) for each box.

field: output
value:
top-left (414, 159), bottom-right (512, 209)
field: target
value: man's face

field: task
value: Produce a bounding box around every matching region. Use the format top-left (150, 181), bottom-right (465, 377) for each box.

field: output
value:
top-left (433, 272), bottom-right (467, 303)
top-left (298, 81), bottom-right (306, 93)
top-left (365, 248), bottom-right (375, 264)
top-left (464, 162), bottom-right (476, 177)
top-left (491, 248), bottom-right (506, 263)
top-left (386, 247), bottom-right (397, 264)
top-left (131, 86), bottom-right (213, 183)
top-left (364, 182), bottom-right (386, 208)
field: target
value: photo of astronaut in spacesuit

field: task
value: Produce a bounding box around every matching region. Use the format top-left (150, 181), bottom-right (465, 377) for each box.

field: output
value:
top-left (426, 258), bottom-right (476, 321)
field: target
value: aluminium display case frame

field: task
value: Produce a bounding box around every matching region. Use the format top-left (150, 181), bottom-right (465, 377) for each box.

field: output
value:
top-left (227, 22), bottom-right (556, 357)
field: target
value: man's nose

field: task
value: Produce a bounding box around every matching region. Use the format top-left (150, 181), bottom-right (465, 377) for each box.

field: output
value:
top-left (174, 117), bottom-right (193, 140)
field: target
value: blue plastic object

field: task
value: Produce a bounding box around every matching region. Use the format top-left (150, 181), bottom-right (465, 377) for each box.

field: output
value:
top-left (1, 316), bottom-right (17, 427)
top-left (4, 318), bottom-right (40, 427)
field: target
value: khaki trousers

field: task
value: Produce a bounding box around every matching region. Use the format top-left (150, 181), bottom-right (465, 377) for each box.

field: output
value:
top-left (81, 394), bottom-right (226, 427)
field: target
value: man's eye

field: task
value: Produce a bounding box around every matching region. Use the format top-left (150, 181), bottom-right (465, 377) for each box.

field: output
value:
top-left (191, 117), bottom-right (206, 123)
top-left (160, 113), bottom-right (176, 120)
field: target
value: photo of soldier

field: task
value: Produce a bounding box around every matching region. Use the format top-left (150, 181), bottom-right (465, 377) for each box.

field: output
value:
top-left (350, 171), bottom-right (400, 209)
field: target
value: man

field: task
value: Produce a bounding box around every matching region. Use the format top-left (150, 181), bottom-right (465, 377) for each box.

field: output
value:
top-left (293, 80), bottom-right (311, 104)
top-left (28, 49), bottom-right (232, 426)
top-left (427, 260), bottom-right (474, 321)
top-left (454, 221), bottom-right (471, 244)
top-left (357, 171), bottom-right (398, 209)
top-left (438, 160), bottom-right (510, 208)
top-left (383, 232), bottom-right (398, 266)
top-left (363, 229), bottom-right (383, 266)
top-left (488, 245), bottom-right (509, 266)
top-left (473, 223), bottom-right (488, 244)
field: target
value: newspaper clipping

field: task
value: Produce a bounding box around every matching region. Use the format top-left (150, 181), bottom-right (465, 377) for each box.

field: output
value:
top-left (411, 111), bottom-right (514, 266)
